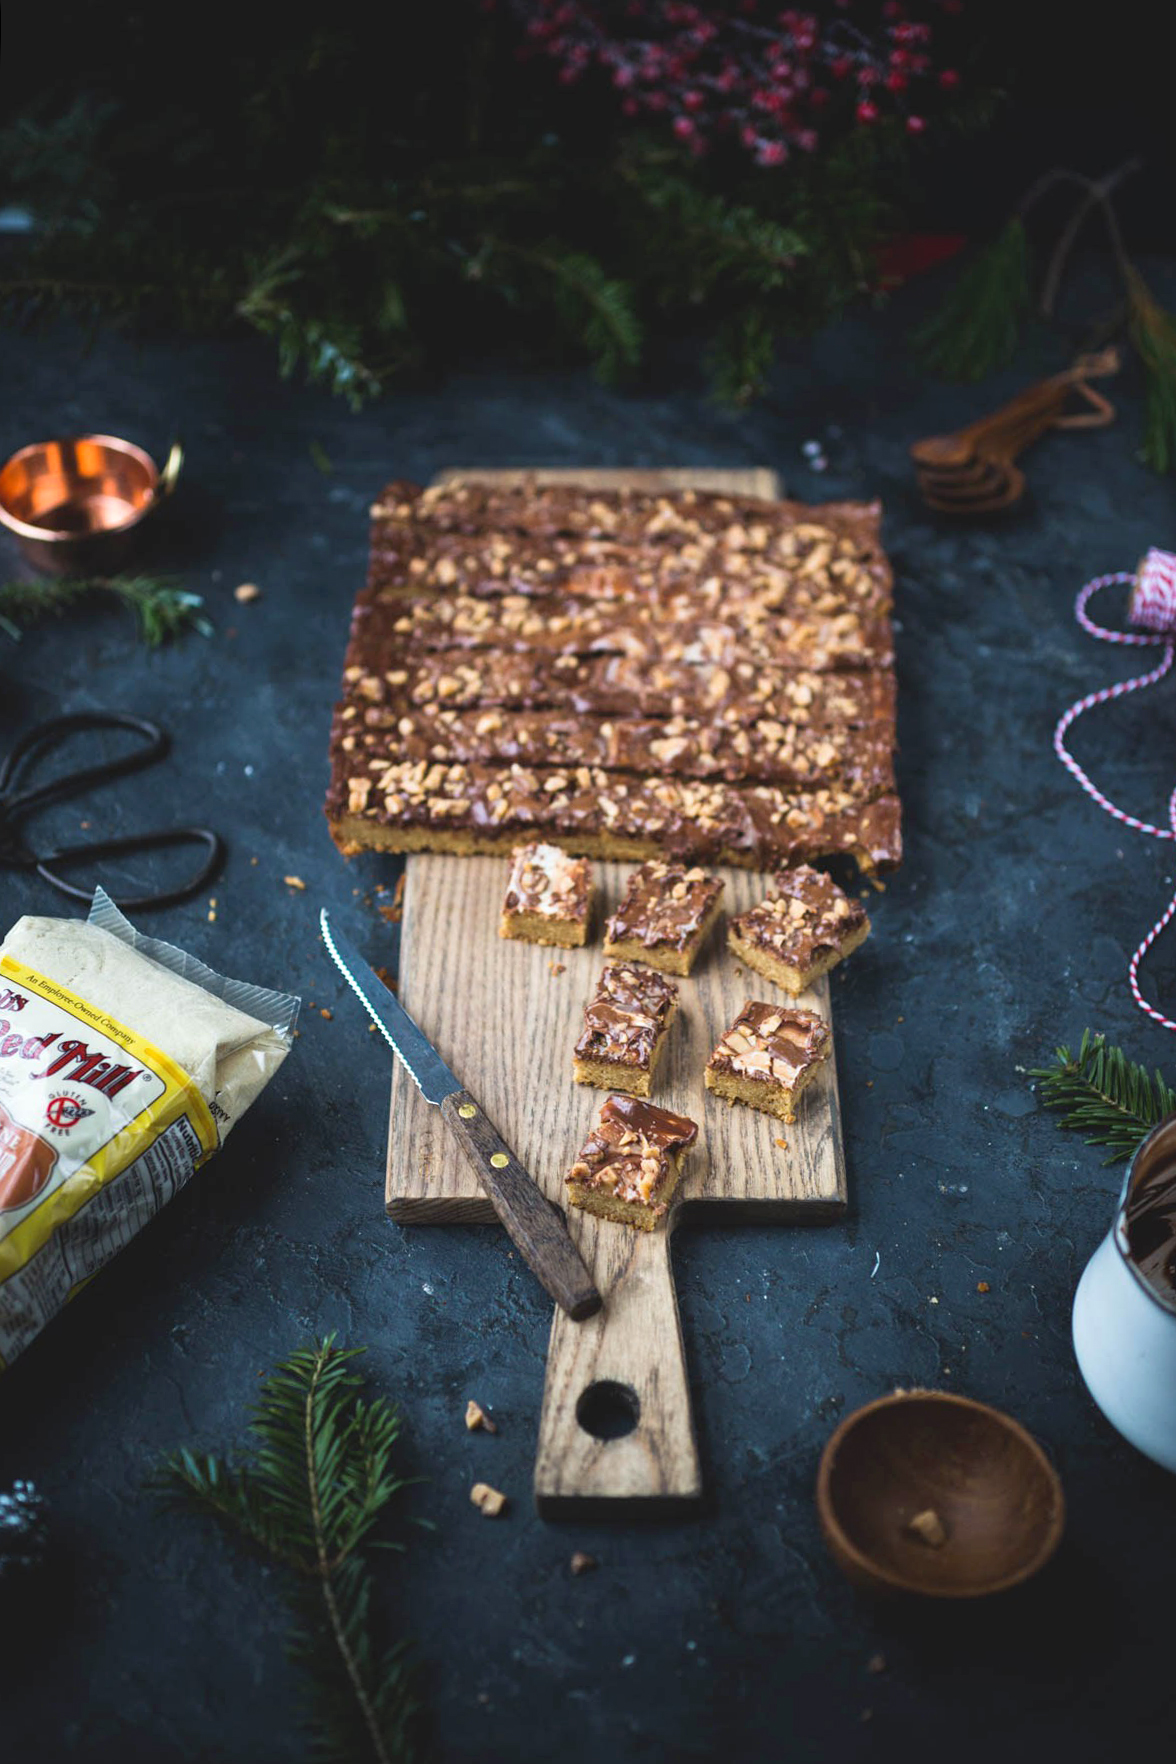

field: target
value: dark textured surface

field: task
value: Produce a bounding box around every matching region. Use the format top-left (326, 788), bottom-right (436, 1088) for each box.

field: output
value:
top-left (1, 278), bottom-right (1175, 1764)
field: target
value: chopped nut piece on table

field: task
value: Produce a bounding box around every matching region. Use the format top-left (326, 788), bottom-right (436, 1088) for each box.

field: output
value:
top-left (727, 863), bottom-right (870, 996)
top-left (470, 1482), bottom-right (508, 1517)
top-left (570, 1551), bottom-right (598, 1576)
top-left (603, 859), bottom-right (724, 976)
top-left (499, 842), bottom-right (595, 947)
top-left (573, 962), bottom-right (679, 1098)
top-left (465, 1400), bottom-right (497, 1433)
top-left (565, 1095), bottom-right (699, 1231)
top-left (704, 1001), bottom-right (831, 1124)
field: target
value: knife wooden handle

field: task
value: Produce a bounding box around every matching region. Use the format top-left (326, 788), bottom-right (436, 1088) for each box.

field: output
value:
top-left (440, 1089), bottom-right (602, 1321)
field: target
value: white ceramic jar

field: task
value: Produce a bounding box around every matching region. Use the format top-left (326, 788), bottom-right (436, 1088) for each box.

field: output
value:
top-left (1072, 1115), bottom-right (1176, 1473)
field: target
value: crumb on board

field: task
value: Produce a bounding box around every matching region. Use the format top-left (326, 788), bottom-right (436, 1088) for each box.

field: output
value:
top-left (378, 875), bottom-right (406, 924)
top-left (570, 1552), bottom-right (597, 1576)
top-left (549, 960), bottom-right (567, 976)
top-left (470, 1482), bottom-right (507, 1518)
top-left (977, 1280), bottom-right (990, 1293)
top-left (774, 1137), bottom-right (789, 1150)
top-left (465, 1400), bottom-right (497, 1434)
top-left (374, 965), bottom-right (397, 993)
top-left (867, 1654), bottom-right (886, 1675)
top-left (320, 1008), bottom-right (333, 1020)
top-left (234, 582), bottom-right (263, 603)
top-left (284, 875), bottom-right (307, 891)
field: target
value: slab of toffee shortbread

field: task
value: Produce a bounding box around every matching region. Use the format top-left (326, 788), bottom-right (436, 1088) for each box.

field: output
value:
top-left (565, 1094), bottom-right (699, 1231)
top-left (603, 860), bottom-right (724, 977)
top-left (366, 524), bottom-right (892, 615)
top-left (372, 478), bottom-right (886, 552)
top-left (498, 842), bottom-right (594, 947)
top-left (573, 962), bottom-right (679, 1098)
top-left (359, 593), bottom-right (894, 673)
top-left (340, 649), bottom-right (897, 727)
top-left (728, 864), bottom-right (871, 995)
top-left (326, 756), bottom-right (902, 874)
top-left (342, 703), bottom-right (896, 794)
top-left (704, 1001), bottom-right (832, 1124)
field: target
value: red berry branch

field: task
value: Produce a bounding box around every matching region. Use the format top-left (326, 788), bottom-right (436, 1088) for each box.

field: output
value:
top-left (509, 1), bottom-right (965, 165)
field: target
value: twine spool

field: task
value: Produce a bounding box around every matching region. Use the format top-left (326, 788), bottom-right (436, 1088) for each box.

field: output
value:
top-left (1054, 548), bottom-right (1176, 1032)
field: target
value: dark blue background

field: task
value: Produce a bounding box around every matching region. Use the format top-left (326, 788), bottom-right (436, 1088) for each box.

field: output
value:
top-left (1, 271), bottom-right (1174, 1761)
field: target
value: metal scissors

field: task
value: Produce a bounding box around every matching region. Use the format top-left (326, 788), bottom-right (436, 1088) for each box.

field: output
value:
top-left (0, 711), bottom-right (223, 909)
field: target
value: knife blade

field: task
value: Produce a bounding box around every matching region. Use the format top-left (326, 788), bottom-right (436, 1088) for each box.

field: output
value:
top-left (321, 909), bottom-right (601, 1322)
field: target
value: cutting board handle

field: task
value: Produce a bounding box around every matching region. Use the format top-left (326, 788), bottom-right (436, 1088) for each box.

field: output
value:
top-left (533, 1209), bottom-right (700, 1514)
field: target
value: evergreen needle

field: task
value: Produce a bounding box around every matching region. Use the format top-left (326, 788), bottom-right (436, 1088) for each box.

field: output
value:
top-left (154, 1337), bottom-right (418, 1764)
top-left (0, 574), bottom-right (211, 647)
top-left (1029, 1029), bottom-right (1176, 1163)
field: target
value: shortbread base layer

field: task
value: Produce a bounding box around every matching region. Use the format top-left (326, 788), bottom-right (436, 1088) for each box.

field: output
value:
top-left (329, 814), bottom-right (893, 875)
top-left (727, 918), bottom-right (870, 996)
top-left (566, 1150), bottom-right (686, 1231)
top-left (499, 908), bottom-right (589, 948)
top-left (703, 1060), bottom-right (825, 1124)
top-left (603, 896), bottom-right (725, 977)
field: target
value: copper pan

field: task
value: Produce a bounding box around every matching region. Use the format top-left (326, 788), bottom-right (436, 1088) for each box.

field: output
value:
top-left (0, 435), bottom-right (182, 575)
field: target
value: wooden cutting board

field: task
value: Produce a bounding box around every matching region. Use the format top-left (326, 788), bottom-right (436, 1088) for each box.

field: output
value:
top-left (386, 468), bottom-right (848, 1514)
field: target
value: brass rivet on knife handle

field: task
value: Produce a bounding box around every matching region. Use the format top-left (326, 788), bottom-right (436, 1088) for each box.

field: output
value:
top-left (439, 1089), bottom-right (602, 1322)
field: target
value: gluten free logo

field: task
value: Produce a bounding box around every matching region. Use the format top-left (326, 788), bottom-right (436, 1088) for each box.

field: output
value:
top-left (45, 1092), bottom-right (96, 1137)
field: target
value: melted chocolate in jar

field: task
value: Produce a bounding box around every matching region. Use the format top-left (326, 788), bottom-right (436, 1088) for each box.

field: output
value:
top-left (1123, 1151), bottom-right (1176, 1305)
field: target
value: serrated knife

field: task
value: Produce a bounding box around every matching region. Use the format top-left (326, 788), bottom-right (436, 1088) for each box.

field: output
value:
top-left (321, 910), bottom-right (601, 1322)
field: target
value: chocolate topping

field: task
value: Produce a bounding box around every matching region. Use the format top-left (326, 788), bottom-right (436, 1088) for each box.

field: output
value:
top-left (502, 842), bottom-right (591, 921)
top-left (566, 1094), bottom-right (698, 1210)
top-left (731, 864), bottom-right (869, 967)
top-left (707, 1001), bottom-right (831, 1087)
top-left (574, 963), bottom-right (678, 1068)
top-left (605, 861), bottom-right (723, 952)
top-left (1122, 1125), bottom-right (1176, 1306)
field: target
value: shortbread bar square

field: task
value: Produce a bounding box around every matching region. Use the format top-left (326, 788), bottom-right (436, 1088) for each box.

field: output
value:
top-left (499, 842), bottom-right (594, 947)
top-left (727, 864), bottom-right (869, 995)
top-left (704, 1001), bottom-right (831, 1123)
top-left (603, 860), bottom-right (724, 976)
top-left (566, 1095), bottom-right (699, 1231)
top-left (572, 962), bottom-right (679, 1098)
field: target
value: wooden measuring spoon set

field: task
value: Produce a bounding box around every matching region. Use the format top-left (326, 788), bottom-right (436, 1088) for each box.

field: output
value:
top-left (911, 348), bottom-right (1120, 514)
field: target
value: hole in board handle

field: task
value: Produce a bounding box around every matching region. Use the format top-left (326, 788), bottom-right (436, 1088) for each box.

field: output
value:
top-left (576, 1380), bottom-right (640, 1441)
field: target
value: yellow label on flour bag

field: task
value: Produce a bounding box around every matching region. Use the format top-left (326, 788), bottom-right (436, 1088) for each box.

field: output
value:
top-left (0, 890), bottom-right (298, 1367)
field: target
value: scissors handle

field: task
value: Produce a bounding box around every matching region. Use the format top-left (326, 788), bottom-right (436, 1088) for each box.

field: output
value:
top-left (0, 712), bottom-right (167, 819)
top-left (36, 827), bottom-right (224, 911)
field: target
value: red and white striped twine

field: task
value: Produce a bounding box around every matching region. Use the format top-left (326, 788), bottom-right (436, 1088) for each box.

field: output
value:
top-left (1053, 549), bottom-right (1176, 1032)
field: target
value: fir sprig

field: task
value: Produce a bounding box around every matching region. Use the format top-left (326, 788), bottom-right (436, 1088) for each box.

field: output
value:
top-left (0, 575), bottom-right (210, 647)
top-left (1030, 1029), bottom-right (1175, 1164)
top-left (154, 1337), bottom-right (418, 1764)
top-left (1126, 267), bottom-right (1176, 476)
top-left (915, 216), bottom-right (1029, 381)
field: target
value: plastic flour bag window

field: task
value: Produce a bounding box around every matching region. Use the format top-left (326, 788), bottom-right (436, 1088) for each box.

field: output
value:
top-left (0, 887), bottom-right (299, 1366)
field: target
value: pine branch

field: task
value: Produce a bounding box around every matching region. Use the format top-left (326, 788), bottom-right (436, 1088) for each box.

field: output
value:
top-left (1126, 267), bottom-right (1176, 476)
top-left (0, 575), bottom-right (211, 647)
top-left (154, 1337), bottom-right (418, 1764)
top-left (915, 216), bottom-right (1030, 381)
top-left (1029, 1029), bottom-right (1176, 1164)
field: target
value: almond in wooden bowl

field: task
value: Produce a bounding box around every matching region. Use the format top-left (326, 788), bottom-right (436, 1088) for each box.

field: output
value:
top-left (816, 1390), bottom-right (1065, 1599)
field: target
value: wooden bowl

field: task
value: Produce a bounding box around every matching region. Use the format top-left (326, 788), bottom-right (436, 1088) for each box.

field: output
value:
top-left (0, 435), bottom-right (181, 574)
top-left (816, 1390), bottom-right (1065, 1599)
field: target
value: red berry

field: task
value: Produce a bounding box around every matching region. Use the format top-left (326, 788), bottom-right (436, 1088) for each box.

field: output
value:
top-left (681, 88), bottom-right (705, 112)
top-left (856, 100), bottom-right (879, 123)
top-left (939, 68), bottom-right (960, 89)
top-left (756, 139), bottom-right (788, 166)
top-left (906, 114), bottom-right (926, 133)
top-left (830, 56), bottom-right (852, 80)
top-left (673, 114), bottom-right (697, 140)
top-left (885, 71), bottom-right (907, 92)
